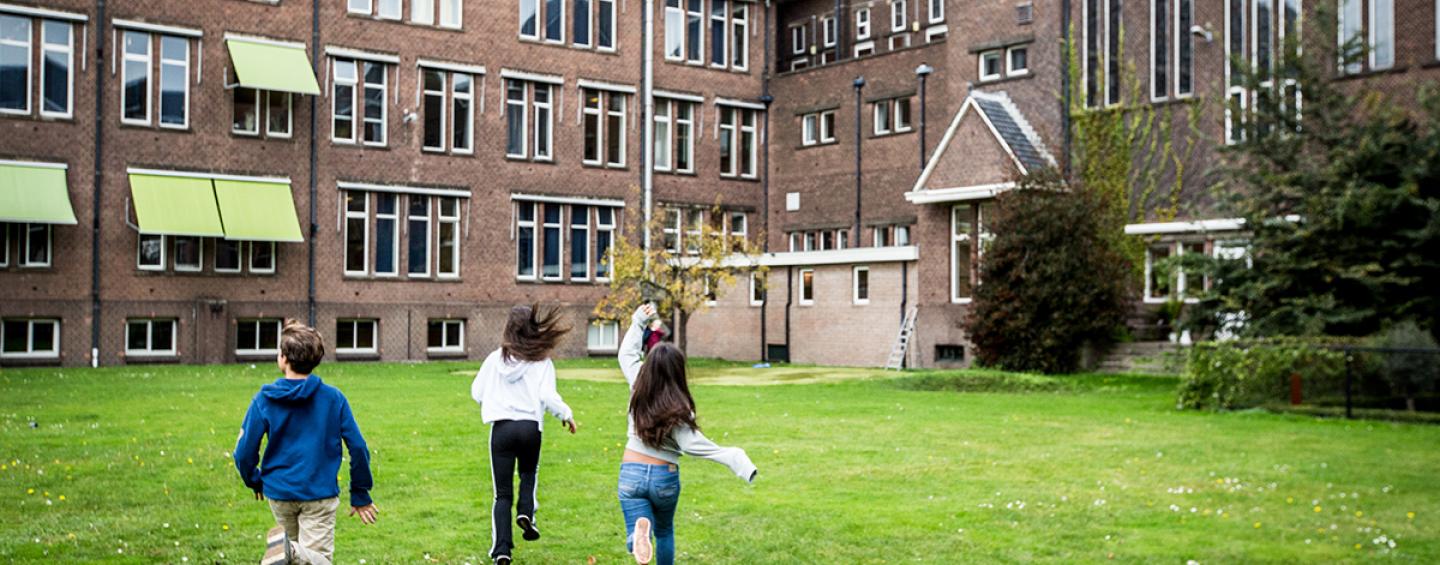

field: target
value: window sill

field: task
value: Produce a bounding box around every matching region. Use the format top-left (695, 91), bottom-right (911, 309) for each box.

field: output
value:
top-left (869, 130), bottom-right (914, 140)
top-left (426, 349), bottom-right (467, 359)
top-left (332, 142), bottom-right (392, 151)
top-left (122, 354), bottom-right (181, 364)
top-left (345, 14), bottom-right (466, 33)
top-left (118, 122), bottom-right (192, 133)
top-left (1335, 65), bottom-right (1409, 82)
top-left (975, 73), bottom-right (1034, 87)
top-left (505, 156), bottom-right (556, 164)
top-left (342, 275), bottom-right (463, 283)
top-left (335, 351), bottom-right (381, 361)
top-left (0, 355), bottom-right (62, 366)
top-left (797, 140), bottom-right (839, 150)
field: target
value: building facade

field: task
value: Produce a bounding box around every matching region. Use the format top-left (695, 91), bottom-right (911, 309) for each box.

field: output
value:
top-left (2, 0), bottom-right (1437, 368)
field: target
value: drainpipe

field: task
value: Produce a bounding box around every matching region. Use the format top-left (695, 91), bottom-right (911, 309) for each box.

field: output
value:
top-left (90, 0), bottom-right (106, 368)
top-left (1061, 0), bottom-right (1073, 178)
top-left (308, 0), bottom-right (320, 326)
top-left (783, 265), bottom-right (792, 361)
top-left (852, 76), bottom-right (864, 240)
top-left (832, 0), bottom-right (843, 61)
top-left (641, 0), bottom-right (655, 264)
top-left (759, 1), bottom-right (773, 362)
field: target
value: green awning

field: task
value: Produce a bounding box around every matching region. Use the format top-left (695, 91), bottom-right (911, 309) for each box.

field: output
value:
top-left (213, 180), bottom-right (304, 242)
top-left (226, 38), bottom-right (321, 96)
top-left (128, 174), bottom-right (226, 237)
top-left (0, 162), bottom-right (77, 224)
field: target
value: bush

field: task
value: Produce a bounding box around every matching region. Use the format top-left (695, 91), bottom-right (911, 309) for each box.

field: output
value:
top-left (1365, 322), bottom-right (1440, 412)
top-left (964, 171), bottom-right (1133, 374)
top-left (1178, 339), bottom-right (1347, 411)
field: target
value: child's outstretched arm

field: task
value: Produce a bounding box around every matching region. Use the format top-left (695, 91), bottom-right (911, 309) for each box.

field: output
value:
top-left (539, 360), bottom-right (576, 433)
top-left (673, 426), bottom-right (758, 483)
top-left (338, 398), bottom-right (376, 519)
top-left (618, 304), bottom-right (652, 387)
top-left (233, 395), bottom-right (267, 496)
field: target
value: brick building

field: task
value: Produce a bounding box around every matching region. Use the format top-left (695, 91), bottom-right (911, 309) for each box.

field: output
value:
top-left (2, 0), bottom-right (1436, 368)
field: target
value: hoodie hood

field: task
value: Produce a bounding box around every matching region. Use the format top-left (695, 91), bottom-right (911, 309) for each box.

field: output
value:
top-left (262, 375), bottom-right (324, 403)
top-left (495, 355), bottom-right (533, 384)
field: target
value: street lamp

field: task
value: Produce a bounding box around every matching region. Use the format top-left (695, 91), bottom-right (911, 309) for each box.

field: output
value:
top-left (853, 76), bottom-right (865, 243)
top-left (915, 63), bottom-right (934, 171)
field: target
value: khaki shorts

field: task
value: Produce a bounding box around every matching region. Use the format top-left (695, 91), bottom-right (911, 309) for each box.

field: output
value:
top-left (268, 497), bottom-right (340, 565)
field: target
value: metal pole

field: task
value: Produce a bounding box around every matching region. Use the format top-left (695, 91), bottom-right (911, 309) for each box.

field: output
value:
top-left (853, 76), bottom-right (865, 240)
top-left (1344, 347), bottom-right (1354, 419)
top-left (641, 0), bottom-right (655, 269)
top-left (915, 63), bottom-right (932, 171)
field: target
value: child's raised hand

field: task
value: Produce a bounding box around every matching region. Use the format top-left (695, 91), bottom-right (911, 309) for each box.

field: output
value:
top-left (563, 419), bottom-right (578, 434)
top-left (349, 504), bottom-right (379, 525)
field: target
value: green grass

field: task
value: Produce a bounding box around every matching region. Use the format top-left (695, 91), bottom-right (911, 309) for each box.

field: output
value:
top-left (1, 362), bottom-right (1437, 563)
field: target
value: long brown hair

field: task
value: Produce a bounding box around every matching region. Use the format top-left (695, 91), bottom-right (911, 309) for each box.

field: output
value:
top-left (500, 304), bottom-right (571, 363)
top-left (629, 343), bottom-right (699, 449)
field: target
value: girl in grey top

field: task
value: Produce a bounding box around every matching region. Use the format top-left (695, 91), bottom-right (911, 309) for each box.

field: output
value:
top-left (616, 303), bottom-right (756, 565)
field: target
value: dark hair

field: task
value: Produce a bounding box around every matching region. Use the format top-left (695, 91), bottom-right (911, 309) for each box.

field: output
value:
top-left (501, 304), bottom-right (571, 363)
top-left (280, 319), bottom-right (325, 375)
top-left (629, 343), bottom-right (699, 449)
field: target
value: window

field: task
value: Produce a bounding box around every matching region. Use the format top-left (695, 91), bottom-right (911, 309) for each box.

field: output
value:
top-left (407, 195), bottom-right (431, 277)
top-left (1152, 0), bottom-right (1170, 100)
top-left (412, 0), bottom-right (464, 28)
top-left (348, 0), bottom-right (372, 14)
top-left (1107, 0), bottom-right (1121, 105)
top-left (422, 70), bottom-right (447, 152)
top-left (822, 16), bottom-right (836, 48)
top-left (891, 0), bottom-right (907, 32)
top-left (731, 3), bottom-right (748, 69)
top-left (506, 80), bottom-right (553, 161)
top-left (928, 0), bottom-right (944, 23)
top-left (598, 0), bottom-right (615, 50)
top-left (802, 113), bottom-right (816, 145)
top-left (235, 89), bottom-right (291, 138)
top-left (749, 271), bottom-right (764, 305)
top-left (173, 236), bottom-right (202, 272)
top-left (374, 193), bottom-right (398, 276)
top-left (665, 0), bottom-right (684, 59)
top-left (344, 191), bottom-right (369, 275)
top-left (686, 0), bottom-right (702, 63)
top-left (1176, 0), bottom-right (1194, 96)
top-left (728, 211), bottom-right (747, 251)
top-left (250, 241), bottom-right (276, 273)
top-left (2, 319), bottom-right (59, 359)
top-left (428, 319), bottom-right (465, 352)
top-left (895, 225), bottom-right (910, 246)
top-left (853, 266), bottom-right (870, 304)
top-left (1144, 243), bottom-right (1173, 301)
top-left (979, 50), bottom-right (1003, 81)
top-left (546, 0), bottom-right (565, 41)
top-left (158, 36), bottom-right (189, 128)
top-left (596, 207), bottom-right (615, 279)
top-left (126, 319), bottom-right (176, 357)
top-left (335, 319), bottom-right (378, 354)
top-left (1226, 0), bottom-right (1246, 143)
top-left (873, 100), bottom-right (890, 134)
top-left (438, 197), bottom-right (460, 277)
top-left (718, 106), bottom-right (758, 177)
top-left (533, 83), bottom-right (553, 160)
top-left (684, 209), bottom-right (703, 255)
top-left (935, 344), bottom-right (965, 362)
top-left (873, 226), bottom-right (888, 247)
top-left (542, 203), bottom-right (562, 280)
top-left (873, 98), bottom-right (910, 135)
top-left (801, 109), bottom-right (835, 145)
top-left (951, 205), bottom-right (975, 302)
top-left (587, 320), bottom-right (619, 351)
top-left (788, 232), bottom-right (798, 251)
top-left (361, 61), bottom-right (386, 145)
top-left (138, 234), bottom-right (165, 270)
top-left (0, 16), bottom-right (29, 114)
top-left (215, 239), bottom-right (242, 273)
top-left (521, 0), bottom-right (540, 38)
top-left (121, 31), bottom-right (151, 124)
top-left (662, 207), bottom-right (681, 252)
top-left (19, 224), bottom-right (50, 268)
top-left (236, 319), bottom-right (281, 355)
top-left (506, 79), bottom-right (527, 157)
top-left (574, 0), bottom-right (591, 46)
top-left (856, 8), bottom-right (871, 40)
top-left (581, 88), bottom-right (627, 166)
top-left (379, 0), bottom-right (402, 19)
top-left (711, 0), bottom-right (727, 66)
top-left (799, 268), bottom-right (815, 305)
top-left (1008, 46), bottom-right (1029, 76)
top-left (790, 24), bottom-right (806, 56)
top-left (332, 59), bottom-right (387, 145)
top-left (516, 201), bottom-right (536, 279)
top-left (267, 92), bottom-right (292, 137)
top-left (1145, 241), bottom-right (1208, 301)
top-left (421, 68), bottom-right (474, 154)
top-left (1368, 0), bottom-right (1393, 70)
top-left (1084, 0), bottom-right (1101, 107)
top-left (40, 20), bottom-right (72, 118)
top-left (653, 100), bottom-right (671, 169)
top-left (570, 205), bottom-right (590, 280)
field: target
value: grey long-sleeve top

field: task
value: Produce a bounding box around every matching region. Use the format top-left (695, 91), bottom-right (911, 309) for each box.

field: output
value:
top-left (619, 308), bottom-right (757, 482)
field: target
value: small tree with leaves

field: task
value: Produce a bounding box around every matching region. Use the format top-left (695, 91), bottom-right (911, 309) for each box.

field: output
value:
top-left (593, 190), bottom-right (767, 354)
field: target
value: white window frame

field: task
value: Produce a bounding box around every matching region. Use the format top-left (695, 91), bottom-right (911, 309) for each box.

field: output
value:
top-left (540, 203), bottom-right (565, 280)
top-left (233, 89), bottom-right (261, 136)
top-left (0, 15), bottom-right (30, 116)
top-left (710, 0), bottom-right (728, 68)
top-left (719, 107), bottom-right (738, 176)
top-left (516, 200), bottom-right (538, 280)
top-left (569, 205), bottom-right (590, 282)
top-left (1, 224), bottom-right (9, 267)
top-left (427, 318), bottom-right (465, 353)
top-left (412, 0), bottom-right (436, 25)
top-left (653, 98), bottom-right (671, 170)
top-left (895, 225), bottom-right (910, 246)
top-left (249, 241), bottom-right (276, 274)
top-left (728, 211), bottom-right (747, 250)
top-left (125, 318), bottom-right (177, 357)
top-left (873, 100), bottom-right (891, 135)
top-left (1, 318), bottom-right (59, 359)
top-left (584, 88), bottom-right (604, 165)
top-left (1150, 0), bottom-right (1169, 102)
top-left (520, 0), bottom-right (541, 39)
top-left (664, 0), bottom-right (684, 60)
top-left (120, 31), bottom-right (151, 125)
top-left (853, 266), bottom-right (870, 305)
top-left (893, 98), bottom-right (911, 132)
top-left (361, 60), bottom-right (388, 146)
top-left (440, 0), bottom-right (463, 28)
top-left (376, 0), bottom-right (403, 20)
top-left (606, 91), bottom-right (627, 167)
top-left (977, 50), bottom-right (1002, 81)
top-left (598, 0), bottom-right (616, 51)
top-left (802, 113), bottom-right (817, 146)
top-left (348, 0), bottom-right (373, 15)
top-left (856, 8), bottom-right (871, 39)
top-left (1006, 45), bottom-right (1029, 76)
top-left (819, 109), bottom-right (835, 142)
top-left (451, 72), bottom-right (474, 153)
top-left (748, 271), bottom-right (764, 306)
top-left (586, 319), bottom-right (619, 351)
top-left (374, 193), bottom-right (399, 277)
top-left (822, 16), bottom-right (837, 48)
top-left (137, 234), bottom-right (165, 271)
top-left (1143, 242), bottom-right (1173, 303)
top-left (214, 239), bottom-right (243, 273)
top-left (543, 0), bottom-right (566, 43)
top-left (19, 223), bottom-right (51, 268)
top-left (156, 35), bottom-right (189, 129)
top-left (422, 69), bottom-right (448, 152)
top-left (533, 83), bottom-right (553, 161)
top-left (1368, 0), bottom-right (1393, 70)
top-left (739, 108), bottom-right (758, 178)
top-left (437, 197), bottom-right (461, 278)
top-left (951, 205), bottom-right (973, 304)
top-left (799, 268), bottom-right (815, 305)
top-left (172, 236), bottom-right (203, 272)
top-left (790, 24), bottom-right (805, 55)
top-left (407, 195), bottom-right (432, 278)
top-left (663, 207), bottom-right (682, 253)
top-left (235, 318), bottom-right (282, 355)
top-left (1174, 0), bottom-right (1195, 98)
top-left (506, 79), bottom-right (528, 158)
top-left (873, 226), bottom-right (888, 247)
top-left (683, 208), bottom-right (703, 255)
top-left (332, 59), bottom-right (358, 143)
top-left (1338, 0), bottom-right (1361, 73)
top-left (731, 3), bottom-right (748, 70)
top-left (39, 20), bottom-right (72, 119)
top-left (595, 206), bottom-right (616, 281)
top-left (344, 191), bottom-right (369, 276)
top-left (685, 0), bottom-right (703, 64)
top-left (928, 0), bottom-right (944, 23)
top-left (335, 319), bottom-right (379, 354)
top-left (266, 91), bottom-right (293, 138)
top-left (891, 0), bottom-right (907, 33)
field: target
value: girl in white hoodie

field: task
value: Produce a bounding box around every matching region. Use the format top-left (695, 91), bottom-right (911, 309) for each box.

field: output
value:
top-left (471, 305), bottom-right (577, 565)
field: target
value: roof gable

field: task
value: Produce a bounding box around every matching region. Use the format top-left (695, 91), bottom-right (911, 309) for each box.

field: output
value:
top-left (909, 90), bottom-right (1056, 195)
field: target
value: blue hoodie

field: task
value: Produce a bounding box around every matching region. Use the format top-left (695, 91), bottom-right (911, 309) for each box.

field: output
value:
top-left (233, 375), bottom-right (374, 507)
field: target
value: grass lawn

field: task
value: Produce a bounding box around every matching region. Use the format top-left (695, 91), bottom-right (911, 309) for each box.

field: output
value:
top-left (1, 360), bottom-right (1436, 563)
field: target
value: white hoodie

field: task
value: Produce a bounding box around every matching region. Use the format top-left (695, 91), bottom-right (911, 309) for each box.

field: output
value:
top-left (470, 349), bottom-right (573, 431)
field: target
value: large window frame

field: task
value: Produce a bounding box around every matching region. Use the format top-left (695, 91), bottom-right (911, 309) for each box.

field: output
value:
top-left (335, 319), bottom-right (379, 354)
top-left (0, 15), bottom-right (30, 115)
top-left (374, 193), bottom-right (399, 277)
top-left (120, 30), bottom-right (152, 125)
top-left (157, 35), bottom-right (190, 129)
top-left (19, 223), bottom-right (51, 268)
top-left (137, 234), bottom-right (165, 271)
top-left (40, 19), bottom-right (73, 119)
top-left (344, 191), bottom-right (370, 276)
top-left (1, 318), bottom-right (60, 359)
top-left (235, 318), bottom-right (282, 356)
top-left (427, 318), bottom-right (465, 353)
top-left (799, 268), bottom-right (815, 306)
top-left (586, 319), bottom-right (619, 351)
top-left (125, 318), bottom-right (177, 357)
top-left (437, 197), bottom-right (461, 278)
top-left (407, 195), bottom-right (432, 278)
top-left (853, 265), bottom-right (870, 305)
top-left (570, 205), bottom-right (590, 281)
top-left (516, 200), bottom-right (538, 280)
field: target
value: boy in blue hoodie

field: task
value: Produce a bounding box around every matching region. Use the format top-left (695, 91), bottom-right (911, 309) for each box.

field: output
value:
top-left (234, 320), bottom-right (376, 565)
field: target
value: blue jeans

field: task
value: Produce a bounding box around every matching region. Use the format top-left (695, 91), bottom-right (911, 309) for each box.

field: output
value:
top-left (618, 462), bottom-right (681, 565)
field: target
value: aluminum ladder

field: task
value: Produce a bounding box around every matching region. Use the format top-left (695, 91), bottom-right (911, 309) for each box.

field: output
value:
top-left (885, 307), bottom-right (918, 370)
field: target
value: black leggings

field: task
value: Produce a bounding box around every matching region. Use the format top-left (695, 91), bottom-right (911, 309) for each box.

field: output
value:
top-left (489, 419), bottom-right (543, 558)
